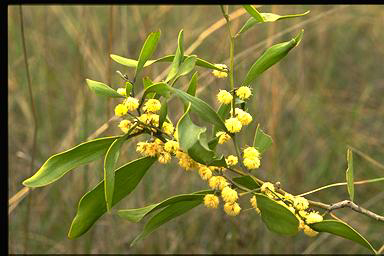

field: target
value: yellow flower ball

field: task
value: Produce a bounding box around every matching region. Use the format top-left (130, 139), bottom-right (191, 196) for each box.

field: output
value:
top-left (305, 211), bottom-right (323, 224)
top-left (223, 202), bottom-right (241, 216)
top-left (124, 97), bottom-right (139, 111)
top-left (225, 155), bottom-right (238, 166)
top-left (117, 87), bottom-right (127, 96)
top-left (162, 122), bottom-right (174, 135)
top-left (204, 194), bottom-right (219, 209)
top-left (143, 99), bottom-right (161, 113)
top-left (212, 64), bottom-right (228, 78)
top-left (236, 111), bottom-right (253, 126)
top-left (164, 140), bottom-right (179, 154)
top-left (260, 182), bottom-right (275, 198)
top-left (250, 195), bottom-right (261, 214)
top-left (217, 89), bottom-right (233, 105)
top-left (198, 166), bottom-right (212, 180)
top-left (176, 151), bottom-right (198, 171)
top-left (293, 196), bottom-right (309, 211)
top-left (216, 131), bottom-right (231, 144)
top-left (236, 86), bottom-right (252, 100)
top-left (209, 176), bottom-right (229, 190)
top-left (139, 113), bottom-right (159, 127)
top-left (118, 119), bottom-right (132, 133)
top-left (136, 141), bottom-right (148, 155)
top-left (243, 147), bottom-right (260, 159)
top-left (225, 117), bottom-right (242, 133)
top-left (243, 157), bottom-right (260, 170)
top-left (303, 225), bottom-right (318, 237)
top-left (158, 151), bottom-right (171, 164)
top-left (114, 104), bottom-right (128, 117)
top-left (221, 186), bottom-right (238, 203)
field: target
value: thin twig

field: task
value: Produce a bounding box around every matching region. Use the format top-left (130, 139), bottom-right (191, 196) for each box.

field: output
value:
top-left (325, 200), bottom-right (384, 222)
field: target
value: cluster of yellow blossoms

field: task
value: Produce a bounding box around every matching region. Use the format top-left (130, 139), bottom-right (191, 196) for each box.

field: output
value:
top-left (250, 182), bottom-right (323, 237)
top-left (211, 64), bottom-right (228, 78)
top-left (242, 146), bottom-right (261, 170)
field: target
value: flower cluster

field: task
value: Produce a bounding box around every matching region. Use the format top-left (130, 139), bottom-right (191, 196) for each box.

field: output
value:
top-left (256, 182), bottom-right (323, 237)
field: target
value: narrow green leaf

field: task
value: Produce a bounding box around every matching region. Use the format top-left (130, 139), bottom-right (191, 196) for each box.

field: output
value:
top-left (143, 77), bottom-right (155, 99)
top-left (135, 30), bottom-right (161, 78)
top-left (117, 190), bottom-right (211, 223)
top-left (242, 29), bottom-right (304, 87)
top-left (110, 53), bottom-right (224, 71)
top-left (104, 136), bottom-right (126, 211)
top-left (310, 220), bottom-right (376, 253)
top-left (187, 72), bottom-right (198, 96)
top-left (243, 5), bottom-right (264, 22)
top-left (158, 100), bottom-right (168, 129)
top-left (232, 175), bottom-right (260, 190)
top-left (125, 81), bottom-right (133, 96)
top-left (253, 124), bottom-right (273, 154)
top-left (172, 87), bottom-right (228, 133)
top-left (176, 103), bottom-right (226, 167)
top-left (256, 193), bottom-right (299, 235)
top-left (23, 136), bottom-right (121, 188)
top-left (86, 79), bottom-right (124, 98)
top-left (131, 199), bottom-right (202, 246)
top-left (237, 11), bottom-right (310, 36)
top-left (68, 157), bottom-right (156, 239)
top-left (173, 55), bottom-right (197, 83)
top-left (166, 29), bottom-right (184, 83)
top-left (212, 103), bottom-right (231, 137)
top-left (142, 82), bottom-right (171, 100)
top-left (346, 148), bottom-right (354, 201)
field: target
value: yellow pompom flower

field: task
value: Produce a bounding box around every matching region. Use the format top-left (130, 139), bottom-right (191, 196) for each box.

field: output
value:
top-left (143, 99), bottom-right (161, 113)
top-left (305, 211), bottom-right (323, 224)
top-left (303, 225), bottom-right (318, 237)
top-left (162, 122), bottom-right (174, 135)
top-left (139, 113), bottom-right (159, 127)
top-left (221, 186), bottom-right (238, 203)
top-left (217, 89), bottom-right (233, 104)
top-left (212, 64), bottom-right (228, 78)
top-left (114, 104), bottom-right (128, 117)
top-left (236, 86), bottom-right (252, 100)
top-left (224, 202), bottom-right (241, 216)
top-left (198, 166), bottom-right (212, 180)
top-left (176, 151), bottom-right (198, 171)
top-left (225, 155), bottom-right (238, 166)
top-left (158, 151), bottom-right (172, 164)
top-left (250, 196), bottom-right (261, 214)
top-left (124, 97), bottom-right (139, 112)
top-left (225, 117), bottom-right (242, 133)
top-left (164, 140), bottom-right (179, 154)
top-left (216, 131), bottom-right (231, 144)
top-left (243, 147), bottom-right (260, 159)
top-left (209, 176), bottom-right (229, 190)
top-left (136, 141), bottom-right (148, 155)
top-left (117, 87), bottom-right (127, 96)
top-left (118, 119), bottom-right (132, 133)
top-left (243, 157), bottom-right (260, 170)
top-left (284, 193), bottom-right (295, 202)
top-left (236, 111), bottom-right (253, 126)
top-left (204, 194), bottom-right (219, 209)
top-left (260, 182), bottom-right (275, 198)
top-left (293, 196), bottom-right (309, 211)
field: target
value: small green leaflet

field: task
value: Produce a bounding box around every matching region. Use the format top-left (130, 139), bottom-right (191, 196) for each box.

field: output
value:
top-left (310, 220), bottom-right (376, 253)
top-left (256, 193), bottom-right (299, 235)
top-left (253, 124), bottom-right (273, 154)
top-left (346, 148), bottom-right (354, 201)
top-left (187, 71), bottom-right (198, 96)
top-left (232, 175), bottom-right (260, 190)
top-left (166, 29), bottom-right (184, 83)
top-left (242, 5), bottom-right (264, 22)
top-left (135, 30), bottom-right (161, 78)
top-left (86, 79), bottom-right (125, 98)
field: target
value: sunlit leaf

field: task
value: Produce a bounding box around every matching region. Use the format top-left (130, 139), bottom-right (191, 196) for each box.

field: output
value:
top-left (242, 29), bottom-right (304, 87)
top-left (68, 157), bottom-right (156, 239)
top-left (253, 124), bottom-right (273, 154)
top-left (135, 30), bottom-right (161, 78)
top-left (173, 55), bottom-right (197, 83)
top-left (310, 220), bottom-right (376, 253)
top-left (237, 11), bottom-right (310, 36)
top-left (256, 193), bottom-right (299, 235)
top-left (86, 79), bottom-right (124, 98)
top-left (187, 72), bottom-right (198, 96)
top-left (23, 136), bottom-right (121, 187)
top-left (243, 5), bottom-right (264, 22)
top-left (346, 148), bottom-right (355, 201)
top-left (125, 81), bottom-right (133, 96)
top-left (158, 100), bottom-right (168, 129)
top-left (233, 175), bottom-right (260, 190)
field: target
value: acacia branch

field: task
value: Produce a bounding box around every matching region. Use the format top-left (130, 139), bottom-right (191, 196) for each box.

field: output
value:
top-left (325, 200), bottom-right (384, 222)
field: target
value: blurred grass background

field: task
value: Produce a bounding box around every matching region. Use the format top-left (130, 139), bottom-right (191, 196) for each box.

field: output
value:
top-left (8, 5), bottom-right (384, 254)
